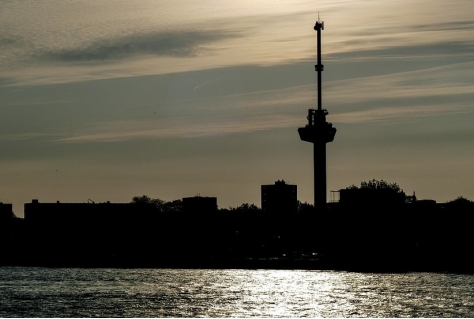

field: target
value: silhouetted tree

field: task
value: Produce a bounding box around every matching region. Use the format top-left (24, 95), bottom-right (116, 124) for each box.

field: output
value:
top-left (339, 179), bottom-right (406, 207)
top-left (446, 196), bottom-right (472, 206)
top-left (359, 179), bottom-right (404, 194)
top-left (132, 195), bottom-right (165, 207)
top-left (297, 200), bottom-right (314, 214)
top-left (230, 203), bottom-right (261, 214)
top-left (162, 199), bottom-right (182, 214)
top-left (131, 195), bottom-right (182, 214)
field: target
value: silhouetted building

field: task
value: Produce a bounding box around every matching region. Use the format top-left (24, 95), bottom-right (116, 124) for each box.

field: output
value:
top-left (24, 199), bottom-right (157, 225)
top-left (0, 202), bottom-right (14, 221)
top-left (261, 180), bottom-right (297, 214)
top-left (20, 199), bottom-right (161, 267)
top-left (182, 196), bottom-right (217, 214)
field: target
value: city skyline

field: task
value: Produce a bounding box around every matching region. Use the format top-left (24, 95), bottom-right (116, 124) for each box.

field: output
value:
top-left (1, 0), bottom-right (474, 217)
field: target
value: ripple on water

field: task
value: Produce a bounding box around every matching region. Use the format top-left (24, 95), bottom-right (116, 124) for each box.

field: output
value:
top-left (0, 267), bottom-right (473, 317)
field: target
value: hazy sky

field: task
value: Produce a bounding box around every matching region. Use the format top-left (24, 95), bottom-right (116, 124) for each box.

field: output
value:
top-left (1, 0), bottom-right (474, 217)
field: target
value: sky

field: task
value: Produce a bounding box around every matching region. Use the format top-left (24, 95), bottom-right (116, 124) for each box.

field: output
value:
top-left (1, 0), bottom-right (474, 217)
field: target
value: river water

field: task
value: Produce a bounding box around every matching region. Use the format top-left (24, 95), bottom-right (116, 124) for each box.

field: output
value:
top-left (0, 267), bottom-right (472, 317)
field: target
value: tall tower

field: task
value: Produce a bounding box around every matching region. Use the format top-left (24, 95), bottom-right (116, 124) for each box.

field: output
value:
top-left (298, 18), bottom-right (336, 211)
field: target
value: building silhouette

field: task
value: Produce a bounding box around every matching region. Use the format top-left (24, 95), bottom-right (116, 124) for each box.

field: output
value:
top-left (182, 196), bottom-right (218, 214)
top-left (24, 199), bottom-right (157, 225)
top-left (0, 202), bottom-right (14, 221)
top-left (261, 180), bottom-right (297, 214)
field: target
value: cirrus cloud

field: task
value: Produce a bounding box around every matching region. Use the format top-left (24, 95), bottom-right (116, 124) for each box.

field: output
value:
top-left (34, 29), bottom-right (242, 64)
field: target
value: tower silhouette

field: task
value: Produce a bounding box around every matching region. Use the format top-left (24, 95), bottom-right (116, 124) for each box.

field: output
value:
top-left (298, 18), bottom-right (337, 211)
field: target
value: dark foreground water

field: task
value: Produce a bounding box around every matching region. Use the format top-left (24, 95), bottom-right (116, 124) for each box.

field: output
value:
top-left (0, 267), bottom-right (473, 318)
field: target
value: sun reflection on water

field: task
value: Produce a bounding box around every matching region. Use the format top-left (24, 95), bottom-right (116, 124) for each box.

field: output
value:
top-left (0, 268), bottom-right (472, 317)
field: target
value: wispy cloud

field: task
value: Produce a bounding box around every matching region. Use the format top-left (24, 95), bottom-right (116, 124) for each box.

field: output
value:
top-left (34, 30), bottom-right (242, 64)
top-left (50, 58), bottom-right (474, 143)
top-left (0, 37), bottom-right (22, 48)
top-left (331, 104), bottom-right (470, 124)
top-left (0, 130), bottom-right (64, 142)
top-left (324, 61), bottom-right (474, 124)
top-left (57, 116), bottom-right (300, 143)
top-left (0, 77), bottom-right (15, 86)
top-left (412, 20), bottom-right (474, 32)
top-left (329, 41), bottom-right (474, 62)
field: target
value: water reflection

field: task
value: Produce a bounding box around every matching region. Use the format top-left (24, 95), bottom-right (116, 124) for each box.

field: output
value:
top-left (0, 268), bottom-right (472, 317)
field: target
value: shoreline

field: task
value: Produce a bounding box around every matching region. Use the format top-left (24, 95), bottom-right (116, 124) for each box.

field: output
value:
top-left (2, 258), bottom-right (473, 274)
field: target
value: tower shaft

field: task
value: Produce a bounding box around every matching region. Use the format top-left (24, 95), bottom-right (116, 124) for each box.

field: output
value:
top-left (314, 132), bottom-right (326, 210)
